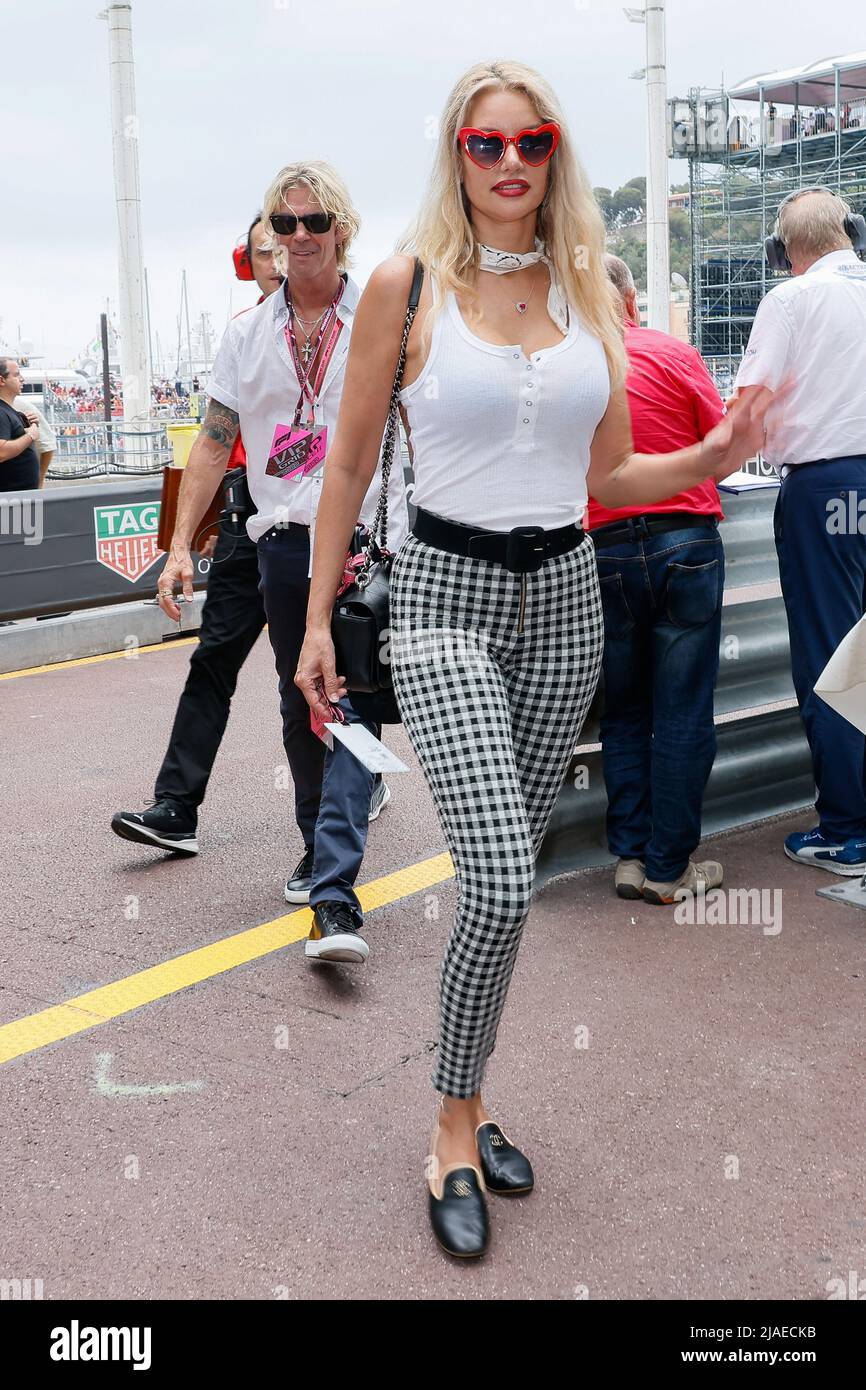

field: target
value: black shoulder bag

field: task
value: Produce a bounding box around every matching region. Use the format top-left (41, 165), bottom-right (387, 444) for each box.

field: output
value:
top-left (331, 258), bottom-right (424, 726)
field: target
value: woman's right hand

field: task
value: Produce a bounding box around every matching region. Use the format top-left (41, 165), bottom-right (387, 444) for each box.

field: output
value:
top-left (295, 626), bottom-right (347, 722)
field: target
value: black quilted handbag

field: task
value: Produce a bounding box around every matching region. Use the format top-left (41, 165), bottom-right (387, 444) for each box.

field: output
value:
top-left (331, 258), bottom-right (424, 725)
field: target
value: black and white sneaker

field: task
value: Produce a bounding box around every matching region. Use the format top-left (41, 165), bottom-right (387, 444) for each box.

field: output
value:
top-left (111, 799), bottom-right (198, 855)
top-left (284, 847), bottom-right (315, 904)
top-left (369, 778), bottom-right (391, 822)
top-left (305, 901), bottom-right (369, 964)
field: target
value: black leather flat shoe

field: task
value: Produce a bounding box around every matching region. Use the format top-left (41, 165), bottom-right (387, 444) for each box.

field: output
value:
top-left (428, 1164), bottom-right (489, 1258)
top-left (475, 1121), bottom-right (534, 1196)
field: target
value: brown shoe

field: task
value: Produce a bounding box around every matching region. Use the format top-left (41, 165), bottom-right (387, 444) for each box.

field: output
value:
top-left (643, 859), bottom-right (724, 905)
top-left (614, 858), bottom-right (646, 899)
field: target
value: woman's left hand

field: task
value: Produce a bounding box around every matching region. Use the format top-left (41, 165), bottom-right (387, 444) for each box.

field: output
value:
top-left (295, 626), bottom-right (347, 723)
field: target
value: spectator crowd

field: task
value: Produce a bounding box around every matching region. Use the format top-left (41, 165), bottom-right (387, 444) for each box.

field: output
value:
top-left (49, 377), bottom-right (200, 416)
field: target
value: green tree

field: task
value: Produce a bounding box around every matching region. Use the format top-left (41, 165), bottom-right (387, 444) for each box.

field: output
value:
top-left (594, 186), bottom-right (615, 231)
top-left (593, 177), bottom-right (646, 232)
top-left (597, 176), bottom-right (693, 290)
top-left (612, 183), bottom-right (645, 228)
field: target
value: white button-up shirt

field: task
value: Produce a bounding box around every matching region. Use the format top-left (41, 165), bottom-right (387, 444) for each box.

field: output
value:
top-left (735, 249), bottom-right (866, 470)
top-left (208, 272), bottom-right (409, 550)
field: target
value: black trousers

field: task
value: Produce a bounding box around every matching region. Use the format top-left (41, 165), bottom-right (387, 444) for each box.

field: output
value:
top-left (154, 521), bottom-right (266, 814)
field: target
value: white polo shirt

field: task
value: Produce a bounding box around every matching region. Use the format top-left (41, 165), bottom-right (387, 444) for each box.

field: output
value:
top-left (13, 399), bottom-right (56, 453)
top-left (208, 272), bottom-right (408, 549)
top-left (735, 249), bottom-right (866, 470)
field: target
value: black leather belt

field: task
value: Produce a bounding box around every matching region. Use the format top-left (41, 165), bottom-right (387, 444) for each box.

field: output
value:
top-left (412, 506), bottom-right (584, 573)
top-left (591, 512), bottom-right (718, 550)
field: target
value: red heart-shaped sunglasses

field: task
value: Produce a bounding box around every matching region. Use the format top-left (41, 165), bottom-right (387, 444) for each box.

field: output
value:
top-left (457, 122), bottom-right (560, 170)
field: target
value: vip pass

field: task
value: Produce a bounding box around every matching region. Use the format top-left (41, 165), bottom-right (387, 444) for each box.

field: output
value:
top-left (267, 279), bottom-right (344, 480)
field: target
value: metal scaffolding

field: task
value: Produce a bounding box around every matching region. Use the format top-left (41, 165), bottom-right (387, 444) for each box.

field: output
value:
top-left (667, 50), bottom-right (866, 395)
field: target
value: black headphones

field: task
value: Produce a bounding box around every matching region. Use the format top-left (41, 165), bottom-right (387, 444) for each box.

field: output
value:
top-left (765, 186), bottom-right (866, 270)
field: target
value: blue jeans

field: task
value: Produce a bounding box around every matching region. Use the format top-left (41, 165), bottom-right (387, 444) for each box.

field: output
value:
top-left (256, 524), bottom-right (376, 913)
top-left (595, 520), bottom-right (724, 882)
top-left (774, 456), bottom-right (866, 840)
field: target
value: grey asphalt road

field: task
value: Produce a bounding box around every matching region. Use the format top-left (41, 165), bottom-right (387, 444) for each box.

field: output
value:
top-left (1, 632), bottom-right (864, 1300)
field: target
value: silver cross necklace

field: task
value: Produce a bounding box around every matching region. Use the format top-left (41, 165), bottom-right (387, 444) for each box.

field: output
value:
top-left (291, 306), bottom-right (331, 364)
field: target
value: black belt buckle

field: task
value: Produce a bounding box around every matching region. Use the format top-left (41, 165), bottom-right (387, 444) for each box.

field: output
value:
top-left (506, 525), bottom-right (546, 573)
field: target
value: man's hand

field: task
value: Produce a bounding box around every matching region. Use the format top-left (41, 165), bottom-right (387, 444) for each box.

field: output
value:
top-left (26, 423), bottom-right (40, 444)
top-left (24, 410), bottom-right (39, 427)
top-left (156, 544), bottom-right (195, 622)
top-left (198, 532), bottom-right (218, 561)
top-left (699, 387), bottom-right (775, 482)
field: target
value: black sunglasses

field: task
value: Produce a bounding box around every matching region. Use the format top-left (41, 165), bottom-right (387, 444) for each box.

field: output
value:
top-left (270, 212), bottom-right (334, 235)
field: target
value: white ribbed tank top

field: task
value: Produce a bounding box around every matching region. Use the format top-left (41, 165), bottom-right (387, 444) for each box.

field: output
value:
top-left (399, 279), bottom-right (611, 530)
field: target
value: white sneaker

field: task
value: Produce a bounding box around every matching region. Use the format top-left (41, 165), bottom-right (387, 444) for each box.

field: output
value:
top-left (369, 779), bottom-right (391, 822)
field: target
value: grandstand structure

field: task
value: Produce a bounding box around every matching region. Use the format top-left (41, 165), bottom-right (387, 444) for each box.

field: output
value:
top-left (667, 50), bottom-right (866, 393)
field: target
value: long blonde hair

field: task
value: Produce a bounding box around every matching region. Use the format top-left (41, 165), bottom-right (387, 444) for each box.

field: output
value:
top-left (398, 60), bottom-right (626, 390)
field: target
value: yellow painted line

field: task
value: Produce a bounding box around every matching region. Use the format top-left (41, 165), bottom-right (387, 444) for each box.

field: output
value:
top-left (0, 852), bottom-right (455, 1066)
top-left (0, 635), bottom-right (199, 682)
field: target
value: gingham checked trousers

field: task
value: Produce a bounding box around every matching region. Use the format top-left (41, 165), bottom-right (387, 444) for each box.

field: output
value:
top-left (390, 532), bottom-right (604, 1097)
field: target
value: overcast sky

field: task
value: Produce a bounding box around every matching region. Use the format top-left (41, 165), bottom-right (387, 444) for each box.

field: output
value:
top-left (1, 0), bottom-right (862, 366)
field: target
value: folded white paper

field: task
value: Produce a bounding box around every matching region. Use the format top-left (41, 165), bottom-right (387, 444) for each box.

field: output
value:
top-left (717, 469), bottom-right (780, 493)
top-left (815, 614), bottom-right (866, 734)
top-left (325, 722), bottom-right (410, 774)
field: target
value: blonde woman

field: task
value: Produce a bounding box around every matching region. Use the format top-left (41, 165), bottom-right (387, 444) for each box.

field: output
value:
top-left (295, 62), bottom-right (769, 1258)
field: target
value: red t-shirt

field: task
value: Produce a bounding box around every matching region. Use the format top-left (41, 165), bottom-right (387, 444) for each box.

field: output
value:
top-left (586, 323), bottom-right (725, 529)
top-left (227, 431), bottom-right (247, 469)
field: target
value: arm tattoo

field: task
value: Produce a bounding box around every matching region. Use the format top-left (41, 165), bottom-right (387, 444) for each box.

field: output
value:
top-left (202, 398), bottom-right (240, 448)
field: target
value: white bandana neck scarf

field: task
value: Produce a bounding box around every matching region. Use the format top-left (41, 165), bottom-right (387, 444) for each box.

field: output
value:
top-left (477, 239), bottom-right (547, 274)
top-left (476, 237), bottom-right (570, 333)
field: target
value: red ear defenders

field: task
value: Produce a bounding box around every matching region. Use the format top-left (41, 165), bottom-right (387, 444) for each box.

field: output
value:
top-left (233, 238), bottom-right (254, 281)
top-left (765, 187), bottom-right (866, 270)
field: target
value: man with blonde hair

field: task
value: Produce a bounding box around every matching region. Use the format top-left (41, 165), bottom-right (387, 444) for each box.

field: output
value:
top-left (153, 162), bottom-right (408, 964)
top-left (736, 186), bottom-right (866, 873)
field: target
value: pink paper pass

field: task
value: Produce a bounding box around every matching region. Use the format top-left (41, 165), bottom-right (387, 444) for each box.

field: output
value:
top-left (310, 695), bottom-right (345, 748)
top-left (265, 422), bottom-right (328, 480)
top-left (310, 704), bottom-right (334, 750)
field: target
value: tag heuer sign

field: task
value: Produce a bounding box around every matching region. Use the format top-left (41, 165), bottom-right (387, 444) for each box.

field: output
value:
top-left (94, 502), bottom-right (163, 583)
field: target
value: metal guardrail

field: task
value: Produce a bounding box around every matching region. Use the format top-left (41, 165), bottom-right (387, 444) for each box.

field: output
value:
top-left (538, 709), bottom-right (813, 883)
top-left (48, 421), bottom-right (176, 479)
top-left (580, 595), bottom-right (793, 744)
top-left (537, 486), bottom-right (812, 882)
top-left (717, 486), bottom-right (780, 586)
